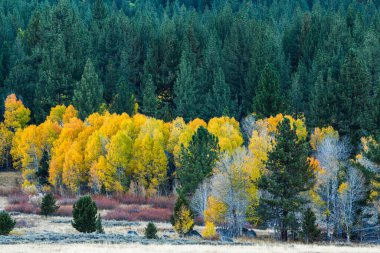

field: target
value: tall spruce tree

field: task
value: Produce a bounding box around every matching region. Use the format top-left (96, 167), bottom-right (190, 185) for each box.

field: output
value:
top-left (338, 49), bottom-right (371, 144)
top-left (310, 69), bottom-right (337, 128)
top-left (73, 59), bottom-right (103, 119)
top-left (173, 47), bottom-right (199, 122)
top-left (259, 118), bottom-right (315, 241)
top-left (141, 74), bottom-right (159, 118)
top-left (252, 64), bottom-right (284, 118)
top-left (110, 79), bottom-right (135, 116)
top-left (301, 207), bottom-right (321, 243)
top-left (177, 126), bottom-right (219, 197)
top-left (204, 67), bottom-right (237, 120)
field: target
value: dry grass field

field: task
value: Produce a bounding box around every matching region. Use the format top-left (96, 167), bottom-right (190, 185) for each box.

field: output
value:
top-left (1, 172), bottom-right (379, 253)
top-left (1, 243), bottom-right (380, 253)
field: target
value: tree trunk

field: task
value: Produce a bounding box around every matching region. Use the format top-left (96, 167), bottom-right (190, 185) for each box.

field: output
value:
top-left (281, 211), bottom-right (288, 241)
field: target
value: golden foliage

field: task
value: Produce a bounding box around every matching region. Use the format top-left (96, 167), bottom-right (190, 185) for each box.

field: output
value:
top-left (310, 126), bottom-right (339, 150)
top-left (207, 116), bottom-right (243, 153)
top-left (202, 221), bottom-right (218, 240)
top-left (174, 205), bottom-right (194, 236)
top-left (204, 196), bottom-right (227, 225)
top-left (4, 94), bottom-right (30, 131)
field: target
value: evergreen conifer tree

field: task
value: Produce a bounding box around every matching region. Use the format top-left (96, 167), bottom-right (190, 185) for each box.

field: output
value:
top-left (96, 214), bottom-right (104, 234)
top-left (110, 79), bottom-right (135, 115)
top-left (178, 126), bottom-right (219, 197)
top-left (145, 222), bottom-right (158, 239)
top-left (141, 74), bottom-right (159, 117)
top-left (72, 196), bottom-right (98, 233)
top-left (252, 64), bottom-right (284, 118)
top-left (40, 193), bottom-right (59, 217)
top-left (301, 207), bottom-right (320, 243)
top-left (204, 67), bottom-right (237, 120)
top-left (259, 118), bottom-right (315, 241)
top-left (0, 211), bottom-right (16, 236)
top-left (173, 47), bottom-right (199, 122)
top-left (73, 59), bottom-right (103, 119)
top-left (36, 149), bottom-right (50, 186)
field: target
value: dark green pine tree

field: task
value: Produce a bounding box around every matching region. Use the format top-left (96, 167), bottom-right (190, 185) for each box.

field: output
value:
top-left (178, 126), bottom-right (219, 197)
top-left (338, 49), bottom-right (371, 145)
top-left (309, 69), bottom-right (337, 128)
top-left (72, 196), bottom-right (98, 233)
top-left (73, 59), bottom-right (103, 119)
top-left (173, 47), bottom-right (199, 122)
top-left (301, 207), bottom-right (320, 243)
top-left (36, 149), bottom-right (50, 186)
top-left (141, 74), bottom-right (159, 118)
top-left (110, 79), bottom-right (135, 116)
top-left (95, 214), bottom-right (104, 234)
top-left (259, 118), bottom-right (315, 242)
top-left (204, 67), bottom-right (237, 120)
top-left (40, 193), bottom-right (59, 217)
top-left (144, 222), bottom-right (158, 239)
top-left (252, 64), bottom-right (284, 118)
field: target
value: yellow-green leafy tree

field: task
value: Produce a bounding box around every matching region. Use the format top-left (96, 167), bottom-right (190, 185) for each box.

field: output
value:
top-left (207, 116), bottom-right (243, 153)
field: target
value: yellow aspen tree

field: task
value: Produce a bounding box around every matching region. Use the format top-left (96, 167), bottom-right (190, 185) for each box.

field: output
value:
top-left (62, 141), bottom-right (85, 193)
top-left (0, 123), bottom-right (13, 169)
top-left (11, 125), bottom-right (42, 189)
top-left (106, 130), bottom-right (134, 178)
top-left (202, 221), bottom-right (218, 240)
top-left (131, 119), bottom-right (168, 196)
top-left (90, 155), bottom-right (123, 193)
top-left (4, 94), bottom-right (30, 131)
top-left (167, 117), bottom-right (187, 154)
top-left (62, 105), bottom-right (78, 124)
top-left (84, 130), bottom-right (107, 168)
top-left (49, 117), bottom-right (84, 187)
top-left (204, 196), bottom-right (227, 225)
top-left (47, 105), bottom-right (68, 125)
top-left (207, 116), bottom-right (243, 153)
top-left (310, 126), bottom-right (339, 151)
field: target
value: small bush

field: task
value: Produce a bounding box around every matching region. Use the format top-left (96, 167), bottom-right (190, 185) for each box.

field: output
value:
top-left (15, 219), bottom-right (35, 228)
top-left (0, 187), bottom-right (19, 196)
top-left (5, 203), bottom-right (39, 214)
top-left (72, 195), bottom-right (98, 233)
top-left (8, 193), bottom-right (29, 204)
top-left (202, 221), bottom-right (219, 240)
top-left (93, 196), bottom-right (119, 210)
top-left (0, 211), bottom-right (16, 235)
top-left (172, 195), bottom-right (194, 236)
top-left (57, 197), bottom-right (77, 206)
top-left (116, 194), bottom-right (146, 205)
top-left (96, 214), bottom-right (104, 234)
top-left (40, 193), bottom-right (59, 217)
top-left (174, 205), bottom-right (194, 237)
top-left (148, 196), bottom-right (176, 209)
top-left (54, 205), bottom-right (72, 217)
top-left (145, 222), bottom-right (158, 239)
top-left (104, 206), bottom-right (172, 221)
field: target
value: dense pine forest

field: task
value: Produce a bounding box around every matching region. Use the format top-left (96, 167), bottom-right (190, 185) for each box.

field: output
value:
top-left (0, 0), bottom-right (379, 145)
top-left (1, 0), bottom-right (380, 244)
